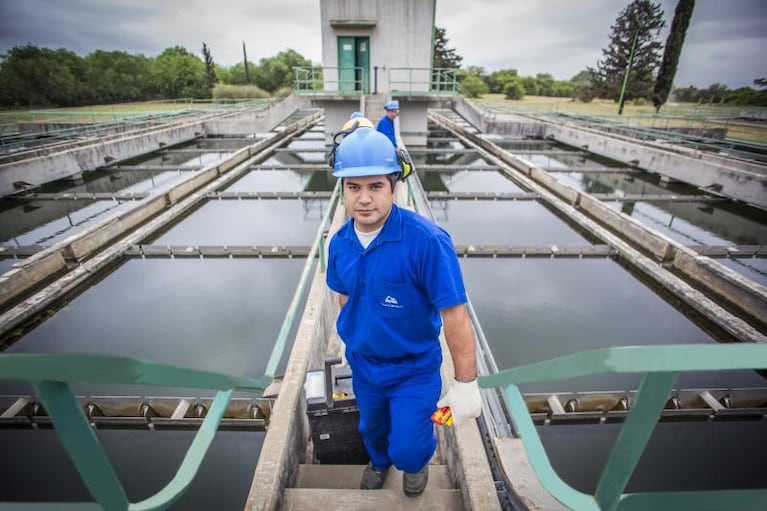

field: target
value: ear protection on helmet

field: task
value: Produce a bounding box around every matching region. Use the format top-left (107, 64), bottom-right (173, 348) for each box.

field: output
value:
top-left (396, 148), bottom-right (414, 181)
top-left (327, 122), bottom-right (359, 169)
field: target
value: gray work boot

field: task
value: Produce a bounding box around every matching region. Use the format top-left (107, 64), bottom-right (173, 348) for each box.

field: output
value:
top-left (360, 462), bottom-right (390, 490)
top-left (403, 465), bottom-right (429, 497)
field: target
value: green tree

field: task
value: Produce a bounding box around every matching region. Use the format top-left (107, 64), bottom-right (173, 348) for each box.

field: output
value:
top-left (459, 75), bottom-right (488, 98)
top-left (0, 44), bottom-right (86, 106)
top-left (652, 0), bottom-right (695, 112)
top-left (486, 69), bottom-right (518, 94)
top-left (571, 69), bottom-right (597, 102)
top-left (503, 79), bottom-right (526, 100)
top-left (433, 26), bottom-right (463, 69)
top-left (521, 76), bottom-right (540, 96)
top-left (150, 46), bottom-right (206, 98)
top-left (83, 50), bottom-right (150, 103)
top-left (701, 83), bottom-right (728, 104)
top-left (592, 0), bottom-right (665, 101)
top-left (220, 62), bottom-right (256, 85)
top-left (202, 42), bottom-right (218, 98)
top-left (535, 73), bottom-right (556, 96)
top-left (252, 49), bottom-right (310, 93)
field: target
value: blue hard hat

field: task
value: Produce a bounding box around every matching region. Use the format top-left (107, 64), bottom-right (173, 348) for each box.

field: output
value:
top-left (332, 128), bottom-right (400, 178)
top-left (384, 100), bottom-right (400, 111)
top-left (350, 111), bottom-right (364, 118)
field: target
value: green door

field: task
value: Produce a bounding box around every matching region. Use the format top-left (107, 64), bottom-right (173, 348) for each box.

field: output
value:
top-left (337, 37), bottom-right (356, 92)
top-left (355, 37), bottom-right (370, 94)
top-left (337, 36), bottom-right (370, 93)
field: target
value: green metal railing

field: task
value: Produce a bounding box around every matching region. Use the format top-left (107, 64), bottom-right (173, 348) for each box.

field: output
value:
top-left (388, 67), bottom-right (459, 95)
top-left (293, 66), bottom-right (365, 95)
top-left (293, 66), bottom-right (459, 95)
top-left (0, 354), bottom-right (268, 510)
top-left (479, 343), bottom-right (767, 511)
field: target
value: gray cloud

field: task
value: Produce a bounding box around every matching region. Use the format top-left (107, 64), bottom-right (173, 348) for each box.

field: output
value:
top-left (1, 0), bottom-right (764, 88)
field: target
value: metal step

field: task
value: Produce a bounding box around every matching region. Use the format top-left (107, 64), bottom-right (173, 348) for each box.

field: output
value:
top-left (283, 487), bottom-right (462, 511)
top-left (294, 463), bottom-right (452, 490)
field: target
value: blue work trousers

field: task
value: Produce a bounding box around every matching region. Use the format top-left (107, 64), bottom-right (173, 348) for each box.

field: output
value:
top-left (347, 347), bottom-right (442, 473)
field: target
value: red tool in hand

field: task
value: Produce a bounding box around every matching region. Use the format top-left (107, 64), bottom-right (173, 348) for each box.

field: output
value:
top-left (431, 406), bottom-right (453, 426)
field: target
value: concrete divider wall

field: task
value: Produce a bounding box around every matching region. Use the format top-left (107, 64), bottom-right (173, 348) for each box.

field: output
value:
top-left (544, 122), bottom-right (767, 210)
top-left (455, 98), bottom-right (545, 137)
top-left (205, 95), bottom-right (312, 136)
top-left (65, 195), bottom-right (168, 262)
top-left (0, 123), bottom-right (205, 197)
top-left (528, 167), bottom-right (580, 204)
top-left (672, 248), bottom-right (767, 328)
top-left (577, 193), bottom-right (675, 261)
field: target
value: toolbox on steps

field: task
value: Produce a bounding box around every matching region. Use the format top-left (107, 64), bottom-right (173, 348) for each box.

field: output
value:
top-left (304, 357), bottom-right (370, 465)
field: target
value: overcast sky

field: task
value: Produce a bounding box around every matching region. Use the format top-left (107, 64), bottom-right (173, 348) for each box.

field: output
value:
top-left (0, 0), bottom-right (764, 89)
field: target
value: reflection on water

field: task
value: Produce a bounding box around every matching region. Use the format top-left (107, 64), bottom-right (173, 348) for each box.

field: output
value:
top-left (441, 170), bottom-right (525, 193)
top-left (3, 258), bottom-right (305, 395)
top-left (0, 199), bottom-right (135, 246)
top-left (150, 200), bottom-right (326, 246)
top-left (719, 257), bottom-right (767, 288)
top-left (460, 257), bottom-right (765, 392)
top-left (0, 429), bottom-right (264, 510)
top-left (610, 201), bottom-right (767, 246)
top-left (431, 200), bottom-right (590, 246)
top-left (540, 421), bottom-right (767, 493)
top-left (228, 169), bottom-right (312, 193)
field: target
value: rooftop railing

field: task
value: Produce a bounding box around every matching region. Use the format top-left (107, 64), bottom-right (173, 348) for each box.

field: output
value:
top-left (293, 66), bottom-right (460, 96)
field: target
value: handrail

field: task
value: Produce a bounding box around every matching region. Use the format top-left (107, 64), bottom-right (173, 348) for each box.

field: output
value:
top-left (293, 66), bottom-right (365, 95)
top-left (263, 177), bottom-right (341, 378)
top-left (292, 66), bottom-right (459, 95)
top-left (0, 353), bottom-right (268, 510)
top-left (388, 67), bottom-right (459, 95)
top-left (479, 344), bottom-right (767, 511)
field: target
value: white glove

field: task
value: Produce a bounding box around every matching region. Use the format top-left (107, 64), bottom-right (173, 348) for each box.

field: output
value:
top-left (437, 379), bottom-right (481, 424)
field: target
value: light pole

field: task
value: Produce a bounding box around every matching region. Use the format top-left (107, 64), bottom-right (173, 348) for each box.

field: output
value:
top-left (617, 31), bottom-right (639, 115)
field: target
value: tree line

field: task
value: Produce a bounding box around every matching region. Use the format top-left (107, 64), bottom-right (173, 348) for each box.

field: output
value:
top-left (439, 0), bottom-right (766, 108)
top-left (2, 0), bottom-right (765, 109)
top-left (0, 43), bottom-right (310, 108)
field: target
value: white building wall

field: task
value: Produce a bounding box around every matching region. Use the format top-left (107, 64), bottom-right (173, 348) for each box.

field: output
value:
top-left (320, 0), bottom-right (435, 93)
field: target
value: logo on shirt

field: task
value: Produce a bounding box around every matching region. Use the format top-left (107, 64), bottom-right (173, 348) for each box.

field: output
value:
top-left (382, 295), bottom-right (403, 309)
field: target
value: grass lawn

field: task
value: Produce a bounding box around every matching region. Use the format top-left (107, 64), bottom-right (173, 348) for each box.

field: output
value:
top-left (0, 98), bottom-right (272, 126)
top-left (477, 94), bottom-right (767, 145)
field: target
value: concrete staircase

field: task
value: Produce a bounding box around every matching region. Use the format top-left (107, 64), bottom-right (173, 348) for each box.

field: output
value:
top-left (284, 462), bottom-right (464, 510)
top-left (363, 94), bottom-right (389, 122)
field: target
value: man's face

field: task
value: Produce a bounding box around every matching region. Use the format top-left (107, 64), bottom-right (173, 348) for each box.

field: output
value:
top-left (342, 175), bottom-right (395, 233)
top-left (387, 109), bottom-right (399, 120)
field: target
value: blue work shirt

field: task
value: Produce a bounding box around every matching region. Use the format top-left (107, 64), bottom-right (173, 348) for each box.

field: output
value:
top-left (326, 204), bottom-right (467, 359)
top-left (376, 115), bottom-right (397, 147)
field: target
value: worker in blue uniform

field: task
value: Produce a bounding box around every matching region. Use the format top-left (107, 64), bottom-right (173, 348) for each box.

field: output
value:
top-left (376, 100), bottom-right (399, 148)
top-left (326, 125), bottom-right (481, 497)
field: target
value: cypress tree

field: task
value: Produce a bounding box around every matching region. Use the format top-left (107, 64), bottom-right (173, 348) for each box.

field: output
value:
top-left (652, 0), bottom-right (695, 112)
top-left (592, 0), bottom-right (665, 102)
top-left (433, 27), bottom-right (463, 69)
top-left (202, 42), bottom-right (218, 97)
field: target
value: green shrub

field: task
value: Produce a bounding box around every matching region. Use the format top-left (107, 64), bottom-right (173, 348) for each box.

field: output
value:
top-left (212, 83), bottom-right (270, 99)
top-left (503, 80), bottom-right (526, 100)
top-left (460, 75), bottom-right (488, 98)
top-left (274, 86), bottom-right (293, 98)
